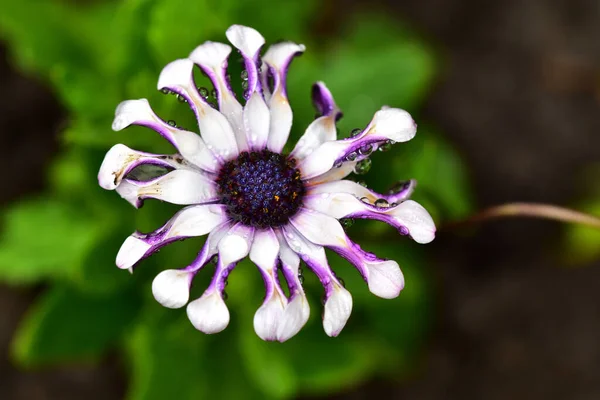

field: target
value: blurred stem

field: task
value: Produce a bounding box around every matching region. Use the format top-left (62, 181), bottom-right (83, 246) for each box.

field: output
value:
top-left (446, 202), bottom-right (600, 229)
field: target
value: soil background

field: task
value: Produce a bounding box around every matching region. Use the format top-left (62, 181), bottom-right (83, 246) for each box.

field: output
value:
top-left (1, 0), bottom-right (600, 399)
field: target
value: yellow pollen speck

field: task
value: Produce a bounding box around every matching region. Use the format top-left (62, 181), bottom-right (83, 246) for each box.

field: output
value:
top-left (274, 195), bottom-right (280, 201)
top-left (263, 207), bottom-right (269, 213)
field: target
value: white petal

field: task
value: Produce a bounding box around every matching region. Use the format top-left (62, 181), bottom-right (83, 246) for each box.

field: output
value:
top-left (158, 59), bottom-right (239, 159)
top-left (217, 224), bottom-right (254, 266)
top-left (243, 91), bottom-right (270, 149)
top-left (151, 269), bottom-right (192, 309)
top-left (262, 42), bottom-right (306, 153)
top-left (365, 260), bottom-right (404, 299)
top-left (391, 200), bottom-right (436, 244)
top-left (189, 43), bottom-right (246, 151)
top-left (111, 99), bottom-right (219, 173)
top-left (253, 293), bottom-right (286, 341)
top-left (187, 292), bottom-right (230, 334)
top-left (299, 108), bottom-right (417, 179)
top-left (292, 115), bottom-right (337, 160)
top-left (115, 169), bottom-right (217, 207)
top-left (249, 229), bottom-right (280, 271)
top-left (290, 209), bottom-right (347, 248)
top-left (225, 25), bottom-right (265, 60)
top-left (116, 236), bottom-right (151, 270)
top-left (304, 161), bottom-right (357, 186)
top-left (277, 293), bottom-right (310, 342)
top-left (323, 284), bottom-right (353, 337)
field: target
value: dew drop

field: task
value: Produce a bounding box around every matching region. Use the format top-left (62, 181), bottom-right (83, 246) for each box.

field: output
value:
top-left (354, 158), bottom-right (372, 175)
top-left (241, 80), bottom-right (249, 90)
top-left (211, 89), bottom-right (218, 99)
top-left (374, 198), bottom-right (389, 208)
top-left (221, 291), bottom-right (228, 301)
top-left (241, 69), bottom-right (248, 80)
top-left (350, 128), bottom-right (362, 138)
top-left (359, 144), bottom-right (373, 155)
top-left (338, 277), bottom-right (346, 287)
top-left (378, 141), bottom-right (392, 152)
top-left (167, 120), bottom-right (177, 127)
top-left (198, 87), bottom-right (209, 98)
top-left (357, 181), bottom-right (367, 187)
top-left (160, 88), bottom-right (170, 95)
top-left (177, 94), bottom-right (187, 103)
top-left (346, 152), bottom-right (358, 162)
top-left (340, 218), bottom-right (354, 229)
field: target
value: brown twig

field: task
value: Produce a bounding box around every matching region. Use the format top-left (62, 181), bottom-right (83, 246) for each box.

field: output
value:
top-left (444, 202), bottom-right (600, 230)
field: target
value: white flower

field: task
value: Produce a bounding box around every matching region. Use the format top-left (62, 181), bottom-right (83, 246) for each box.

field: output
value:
top-left (99, 25), bottom-right (436, 342)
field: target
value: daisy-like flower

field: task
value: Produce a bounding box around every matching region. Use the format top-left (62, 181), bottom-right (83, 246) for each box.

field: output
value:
top-left (98, 25), bottom-right (435, 342)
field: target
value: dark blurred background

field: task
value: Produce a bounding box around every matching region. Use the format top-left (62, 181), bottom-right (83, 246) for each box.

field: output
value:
top-left (1, 0), bottom-right (600, 399)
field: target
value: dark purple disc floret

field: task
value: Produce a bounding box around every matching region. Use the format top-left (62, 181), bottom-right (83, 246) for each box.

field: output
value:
top-left (216, 150), bottom-right (305, 228)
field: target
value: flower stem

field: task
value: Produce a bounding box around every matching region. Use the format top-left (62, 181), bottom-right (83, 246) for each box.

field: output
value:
top-left (446, 202), bottom-right (600, 230)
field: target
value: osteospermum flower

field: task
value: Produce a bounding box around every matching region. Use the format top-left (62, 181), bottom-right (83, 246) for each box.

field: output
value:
top-left (98, 25), bottom-right (435, 342)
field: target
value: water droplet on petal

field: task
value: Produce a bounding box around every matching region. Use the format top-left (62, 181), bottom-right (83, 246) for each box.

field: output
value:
top-left (374, 198), bottom-right (389, 208)
top-left (211, 89), bottom-right (218, 99)
top-left (241, 80), bottom-right (249, 90)
top-left (167, 120), bottom-right (177, 127)
top-left (357, 181), bottom-right (367, 187)
top-left (340, 218), bottom-right (354, 228)
top-left (198, 87), bottom-right (209, 98)
top-left (241, 70), bottom-right (248, 80)
top-left (160, 88), bottom-right (170, 95)
top-left (346, 152), bottom-right (357, 161)
top-left (354, 158), bottom-right (371, 175)
top-left (350, 128), bottom-right (362, 138)
top-left (359, 144), bottom-right (373, 155)
top-left (177, 94), bottom-right (187, 103)
top-left (338, 277), bottom-right (345, 287)
top-left (378, 141), bottom-right (392, 152)
top-left (221, 291), bottom-right (228, 301)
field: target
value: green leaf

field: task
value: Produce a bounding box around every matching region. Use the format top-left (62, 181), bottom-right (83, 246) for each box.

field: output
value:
top-left (0, 199), bottom-right (109, 284)
top-left (12, 285), bottom-right (141, 366)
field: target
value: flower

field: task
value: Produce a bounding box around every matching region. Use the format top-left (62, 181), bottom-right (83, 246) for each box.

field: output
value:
top-left (98, 25), bottom-right (436, 342)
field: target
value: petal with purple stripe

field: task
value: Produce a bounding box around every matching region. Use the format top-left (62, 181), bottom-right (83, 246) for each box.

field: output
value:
top-left (226, 25), bottom-right (265, 96)
top-left (115, 169), bottom-right (218, 208)
top-left (250, 228), bottom-right (288, 341)
top-left (158, 59), bottom-right (239, 160)
top-left (262, 42), bottom-right (306, 153)
top-left (299, 108), bottom-right (417, 179)
top-left (115, 204), bottom-right (227, 270)
top-left (98, 143), bottom-right (194, 190)
top-left (281, 224), bottom-right (352, 337)
top-left (112, 99), bottom-right (219, 172)
top-left (307, 179), bottom-right (416, 206)
top-left (189, 42), bottom-right (247, 151)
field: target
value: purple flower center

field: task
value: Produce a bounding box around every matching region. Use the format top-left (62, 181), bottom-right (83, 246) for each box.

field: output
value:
top-left (216, 150), bottom-right (305, 228)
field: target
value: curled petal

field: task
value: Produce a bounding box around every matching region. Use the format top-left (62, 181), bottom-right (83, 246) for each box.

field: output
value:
top-left (291, 209), bottom-right (405, 298)
top-left (250, 229), bottom-right (287, 341)
top-left (292, 116), bottom-right (338, 161)
top-left (158, 59), bottom-right (239, 160)
top-left (281, 224), bottom-right (351, 336)
top-left (226, 25), bottom-right (265, 95)
top-left (112, 99), bottom-right (219, 172)
top-left (187, 291), bottom-right (230, 334)
top-left (98, 144), bottom-right (192, 190)
top-left (115, 169), bottom-right (217, 208)
top-left (307, 179), bottom-right (416, 206)
top-left (303, 193), bottom-right (436, 244)
top-left (299, 108), bottom-right (417, 179)
top-left (311, 82), bottom-right (341, 119)
top-left (151, 269), bottom-right (194, 309)
top-left (189, 42), bottom-right (247, 151)
top-left (243, 91), bottom-right (270, 149)
top-left (115, 205), bottom-right (227, 270)
top-left (262, 42), bottom-right (306, 153)
top-left (275, 232), bottom-right (309, 342)
top-left (323, 284), bottom-right (353, 337)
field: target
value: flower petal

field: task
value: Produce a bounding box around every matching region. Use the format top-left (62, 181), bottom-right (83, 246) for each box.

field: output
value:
top-left (158, 59), bottom-right (239, 160)
top-left (311, 82), bottom-right (341, 119)
top-left (291, 116), bottom-right (337, 161)
top-left (303, 193), bottom-right (436, 244)
top-left (298, 108), bottom-right (417, 179)
top-left (262, 42), bottom-right (306, 153)
top-left (243, 91), bottom-right (270, 149)
top-left (115, 205), bottom-right (227, 270)
top-left (98, 144), bottom-right (192, 190)
top-left (218, 223), bottom-right (255, 266)
top-left (189, 42), bottom-right (247, 151)
top-left (304, 161), bottom-right (357, 186)
top-left (250, 229), bottom-right (287, 341)
top-left (307, 179), bottom-right (416, 206)
top-left (115, 169), bottom-right (217, 208)
top-left (291, 208), bottom-right (405, 298)
top-left (225, 25), bottom-right (265, 95)
top-left (112, 99), bottom-right (219, 172)
top-left (187, 291), bottom-right (230, 334)
top-left (151, 269), bottom-right (194, 309)
top-left (281, 224), bottom-right (351, 336)
top-left (275, 231), bottom-right (309, 342)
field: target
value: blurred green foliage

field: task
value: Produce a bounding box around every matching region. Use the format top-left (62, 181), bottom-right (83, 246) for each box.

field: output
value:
top-left (0, 0), bottom-right (473, 399)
